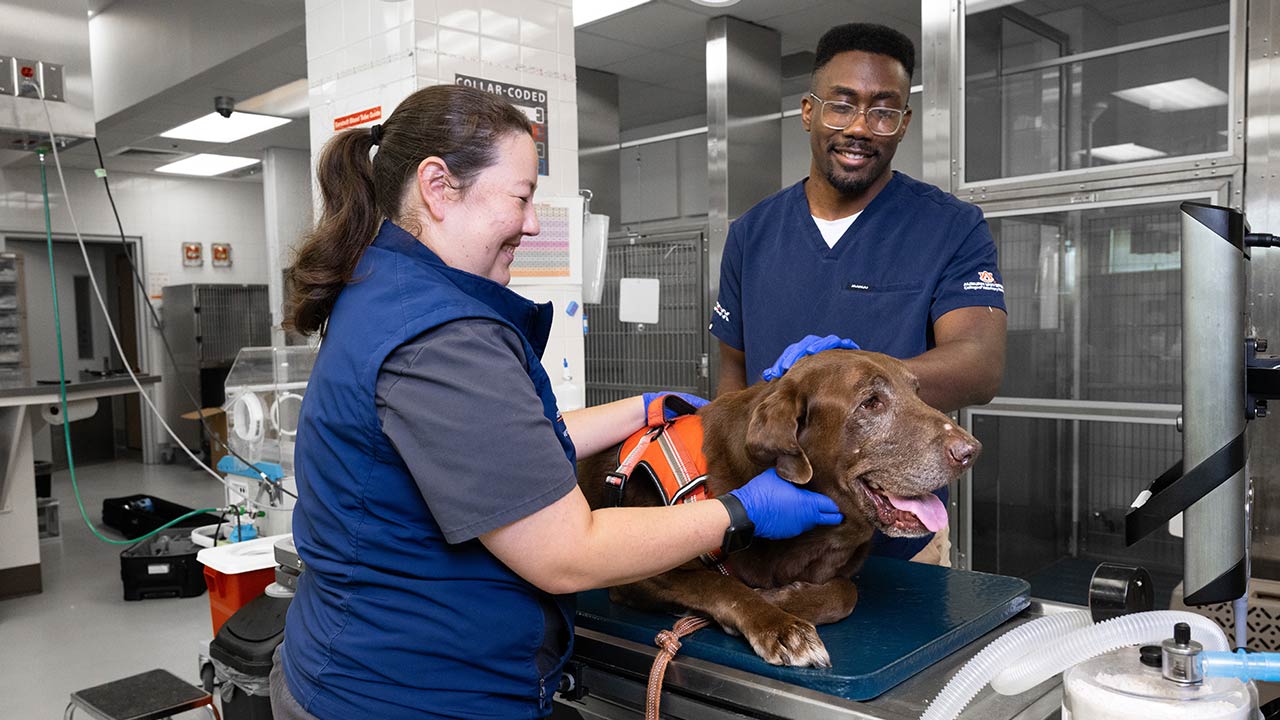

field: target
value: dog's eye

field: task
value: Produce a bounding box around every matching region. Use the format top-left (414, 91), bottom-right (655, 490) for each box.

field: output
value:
top-left (860, 395), bottom-right (883, 411)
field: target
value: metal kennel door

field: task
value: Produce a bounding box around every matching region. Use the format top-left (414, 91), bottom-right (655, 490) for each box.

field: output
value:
top-left (584, 227), bottom-right (711, 405)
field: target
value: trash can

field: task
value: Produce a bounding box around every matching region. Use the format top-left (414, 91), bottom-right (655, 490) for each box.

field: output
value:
top-left (197, 535), bottom-right (280, 635)
top-left (34, 460), bottom-right (52, 498)
top-left (208, 592), bottom-right (290, 720)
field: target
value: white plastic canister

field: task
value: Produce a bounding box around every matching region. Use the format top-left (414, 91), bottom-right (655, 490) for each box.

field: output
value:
top-left (1062, 646), bottom-right (1257, 720)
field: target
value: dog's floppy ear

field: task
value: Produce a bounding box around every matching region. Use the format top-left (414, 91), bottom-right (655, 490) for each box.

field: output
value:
top-left (745, 381), bottom-right (813, 485)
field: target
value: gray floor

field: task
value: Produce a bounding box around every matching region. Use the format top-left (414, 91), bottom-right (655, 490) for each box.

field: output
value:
top-left (0, 458), bottom-right (228, 719)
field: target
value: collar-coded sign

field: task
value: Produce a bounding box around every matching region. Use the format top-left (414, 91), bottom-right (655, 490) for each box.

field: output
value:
top-left (334, 106), bottom-right (382, 132)
top-left (455, 74), bottom-right (549, 176)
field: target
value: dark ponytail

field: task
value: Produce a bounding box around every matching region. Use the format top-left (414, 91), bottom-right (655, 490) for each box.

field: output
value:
top-left (286, 85), bottom-right (532, 336)
top-left (287, 129), bottom-right (379, 336)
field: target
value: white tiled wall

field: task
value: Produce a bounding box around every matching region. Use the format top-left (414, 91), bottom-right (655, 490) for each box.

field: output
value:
top-left (305, 0), bottom-right (585, 408)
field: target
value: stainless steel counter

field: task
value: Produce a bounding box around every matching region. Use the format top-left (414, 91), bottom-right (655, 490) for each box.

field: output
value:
top-left (554, 600), bottom-right (1082, 720)
top-left (0, 371), bottom-right (158, 406)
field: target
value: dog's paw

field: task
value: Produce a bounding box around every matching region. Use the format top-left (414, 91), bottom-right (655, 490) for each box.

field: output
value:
top-left (756, 578), bottom-right (858, 626)
top-left (745, 617), bottom-right (831, 668)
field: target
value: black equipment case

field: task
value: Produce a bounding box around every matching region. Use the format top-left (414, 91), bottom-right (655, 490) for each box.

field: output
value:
top-left (102, 494), bottom-right (222, 538)
top-left (119, 527), bottom-right (207, 601)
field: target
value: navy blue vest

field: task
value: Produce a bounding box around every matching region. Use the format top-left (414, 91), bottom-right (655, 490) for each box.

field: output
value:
top-left (282, 221), bottom-right (576, 719)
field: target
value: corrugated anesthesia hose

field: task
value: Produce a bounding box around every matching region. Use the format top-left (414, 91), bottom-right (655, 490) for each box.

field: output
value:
top-left (922, 610), bottom-right (1232, 720)
top-left (988, 611), bottom-right (1230, 696)
top-left (919, 610), bottom-right (1092, 720)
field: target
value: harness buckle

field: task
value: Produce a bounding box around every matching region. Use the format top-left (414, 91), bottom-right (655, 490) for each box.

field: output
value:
top-left (604, 470), bottom-right (628, 507)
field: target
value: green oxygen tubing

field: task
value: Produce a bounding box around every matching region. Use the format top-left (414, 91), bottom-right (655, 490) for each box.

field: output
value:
top-left (37, 149), bottom-right (218, 545)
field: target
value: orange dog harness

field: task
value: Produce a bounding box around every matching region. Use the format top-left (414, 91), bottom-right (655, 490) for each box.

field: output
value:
top-left (606, 396), bottom-right (729, 571)
top-left (614, 415), bottom-right (709, 505)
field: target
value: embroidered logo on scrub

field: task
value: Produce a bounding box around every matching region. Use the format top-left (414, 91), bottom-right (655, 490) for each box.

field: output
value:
top-left (712, 302), bottom-right (731, 322)
top-left (963, 270), bottom-right (1005, 293)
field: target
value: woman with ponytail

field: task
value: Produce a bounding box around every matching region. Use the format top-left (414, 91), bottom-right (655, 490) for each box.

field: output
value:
top-left (272, 85), bottom-right (841, 719)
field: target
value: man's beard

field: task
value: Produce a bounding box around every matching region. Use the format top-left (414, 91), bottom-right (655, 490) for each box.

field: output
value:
top-left (821, 142), bottom-right (887, 196)
top-left (825, 165), bottom-right (878, 196)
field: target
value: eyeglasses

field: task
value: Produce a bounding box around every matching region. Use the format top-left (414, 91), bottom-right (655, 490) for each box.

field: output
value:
top-left (807, 93), bottom-right (908, 136)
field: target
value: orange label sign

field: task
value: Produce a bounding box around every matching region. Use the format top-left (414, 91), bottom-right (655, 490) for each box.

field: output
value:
top-left (182, 242), bottom-right (203, 267)
top-left (212, 243), bottom-right (232, 267)
top-left (334, 106), bottom-right (382, 131)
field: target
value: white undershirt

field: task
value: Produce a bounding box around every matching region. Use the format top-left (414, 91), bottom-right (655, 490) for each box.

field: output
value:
top-left (811, 211), bottom-right (861, 248)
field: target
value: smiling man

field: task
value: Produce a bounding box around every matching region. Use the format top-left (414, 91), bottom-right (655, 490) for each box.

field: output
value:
top-left (709, 23), bottom-right (1008, 565)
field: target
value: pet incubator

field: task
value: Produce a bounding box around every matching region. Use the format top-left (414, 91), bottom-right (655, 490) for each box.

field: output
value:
top-left (208, 346), bottom-right (315, 540)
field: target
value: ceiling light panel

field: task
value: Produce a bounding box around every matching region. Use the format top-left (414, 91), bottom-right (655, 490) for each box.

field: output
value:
top-left (1088, 143), bottom-right (1168, 163)
top-left (160, 112), bottom-right (291, 143)
top-left (574, 0), bottom-right (651, 27)
top-left (964, 0), bottom-right (1022, 13)
top-left (1112, 78), bottom-right (1228, 112)
top-left (155, 153), bottom-right (260, 177)
top-left (238, 79), bottom-right (310, 119)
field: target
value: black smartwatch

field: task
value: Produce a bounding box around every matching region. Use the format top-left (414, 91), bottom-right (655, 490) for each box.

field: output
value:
top-left (717, 493), bottom-right (755, 554)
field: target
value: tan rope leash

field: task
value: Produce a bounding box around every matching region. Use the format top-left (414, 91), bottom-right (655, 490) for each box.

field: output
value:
top-left (645, 615), bottom-right (712, 720)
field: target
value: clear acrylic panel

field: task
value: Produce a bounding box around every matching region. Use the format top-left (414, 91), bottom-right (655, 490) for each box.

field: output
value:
top-left (993, 199), bottom-right (1183, 402)
top-left (223, 346), bottom-right (316, 471)
top-left (970, 415), bottom-right (1183, 607)
top-left (964, 0), bottom-right (1231, 182)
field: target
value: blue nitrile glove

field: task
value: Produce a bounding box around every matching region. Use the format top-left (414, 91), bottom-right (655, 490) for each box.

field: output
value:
top-left (641, 391), bottom-right (710, 421)
top-left (762, 335), bottom-right (860, 381)
top-left (728, 468), bottom-right (843, 539)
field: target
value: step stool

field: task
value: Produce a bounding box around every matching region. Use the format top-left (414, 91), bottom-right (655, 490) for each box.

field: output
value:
top-left (63, 668), bottom-right (215, 720)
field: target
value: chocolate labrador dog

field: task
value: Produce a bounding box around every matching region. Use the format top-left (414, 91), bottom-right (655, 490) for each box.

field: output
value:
top-left (578, 349), bottom-right (980, 667)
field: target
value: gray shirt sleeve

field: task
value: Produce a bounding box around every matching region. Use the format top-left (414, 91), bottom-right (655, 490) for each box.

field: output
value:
top-left (375, 319), bottom-right (578, 543)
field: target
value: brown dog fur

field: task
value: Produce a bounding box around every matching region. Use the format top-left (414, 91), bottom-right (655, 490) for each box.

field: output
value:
top-left (578, 349), bottom-right (981, 667)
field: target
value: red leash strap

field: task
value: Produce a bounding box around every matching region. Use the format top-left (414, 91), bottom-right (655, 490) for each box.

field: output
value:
top-left (645, 615), bottom-right (712, 720)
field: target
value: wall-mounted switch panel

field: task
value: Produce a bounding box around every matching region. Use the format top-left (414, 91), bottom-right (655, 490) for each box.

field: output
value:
top-left (40, 62), bottom-right (63, 102)
top-left (2, 56), bottom-right (66, 101)
top-left (14, 58), bottom-right (39, 98)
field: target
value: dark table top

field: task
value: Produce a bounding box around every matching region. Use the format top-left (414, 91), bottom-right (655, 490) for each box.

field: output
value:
top-left (575, 556), bottom-right (1031, 701)
top-left (0, 370), bottom-right (159, 402)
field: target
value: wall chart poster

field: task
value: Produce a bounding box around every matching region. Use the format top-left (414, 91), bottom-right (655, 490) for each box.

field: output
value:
top-left (455, 73), bottom-right (549, 176)
top-left (510, 201), bottom-right (570, 279)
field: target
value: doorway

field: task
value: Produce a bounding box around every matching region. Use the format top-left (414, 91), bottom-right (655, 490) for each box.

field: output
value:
top-left (5, 234), bottom-right (147, 466)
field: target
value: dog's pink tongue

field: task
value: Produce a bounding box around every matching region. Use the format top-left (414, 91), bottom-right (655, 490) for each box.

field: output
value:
top-left (885, 493), bottom-right (948, 532)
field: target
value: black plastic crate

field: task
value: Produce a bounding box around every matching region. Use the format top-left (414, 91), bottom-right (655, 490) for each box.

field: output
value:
top-left (120, 528), bottom-right (207, 601)
top-left (102, 494), bottom-right (222, 538)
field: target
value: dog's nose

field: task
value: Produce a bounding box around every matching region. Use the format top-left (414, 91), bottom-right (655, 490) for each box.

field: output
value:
top-left (946, 435), bottom-right (979, 467)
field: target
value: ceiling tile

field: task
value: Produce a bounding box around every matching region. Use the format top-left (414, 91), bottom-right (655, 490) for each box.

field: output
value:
top-left (601, 50), bottom-right (696, 89)
top-left (618, 79), bottom-right (704, 129)
top-left (575, 30), bottom-right (654, 67)
top-left (580, 1), bottom-right (709, 51)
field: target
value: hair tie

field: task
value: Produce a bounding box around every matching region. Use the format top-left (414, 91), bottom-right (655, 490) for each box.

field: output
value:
top-left (369, 123), bottom-right (384, 146)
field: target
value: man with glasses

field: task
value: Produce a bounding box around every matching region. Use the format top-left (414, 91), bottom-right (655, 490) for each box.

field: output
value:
top-left (709, 23), bottom-right (1007, 565)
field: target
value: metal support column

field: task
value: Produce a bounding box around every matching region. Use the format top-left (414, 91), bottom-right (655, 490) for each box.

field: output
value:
top-left (576, 67), bottom-right (621, 226)
top-left (262, 147), bottom-right (312, 346)
top-left (706, 16), bottom-right (780, 389)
